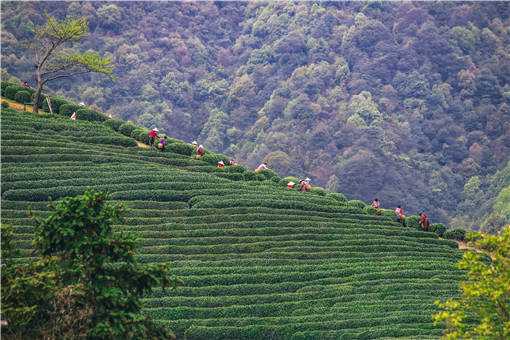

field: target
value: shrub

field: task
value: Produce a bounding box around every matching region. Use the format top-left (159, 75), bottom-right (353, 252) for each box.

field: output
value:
top-left (443, 228), bottom-right (466, 241)
top-left (326, 192), bottom-right (347, 202)
top-left (1, 100), bottom-right (10, 109)
top-left (118, 122), bottom-right (138, 137)
top-left (4, 85), bottom-right (25, 100)
top-left (14, 90), bottom-right (32, 105)
top-left (1, 81), bottom-right (17, 96)
top-left (280, 176), bottom-right (299, 187)
top-left (256, 169), bottom-right (280, 181)
top-left (310, 186), bottom-right (327, 196)
top-left (42, 96), bottom-right (71, 113)
top-left (59, 103), bottom-right (82, 117)
top-left (75, 109), bottom-right (107, 122)
top-left (348, 200), bottom-right (366, 209)
top-left (380, 209), bottom-right (396, 217)
top-left (167, 142), bottom-right (194, 156)
top-left (104, 118), bottom-right (124, 131)
top-left (130, 127), bottom-right (150, 144)
top-left (405, 215), bottom-right (421, 229)
top-left (430, 223), bottom-right (446, 237)
top-left (202, 152), bottom-right (229, 165)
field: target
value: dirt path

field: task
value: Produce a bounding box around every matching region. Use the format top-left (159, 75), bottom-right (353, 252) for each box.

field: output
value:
top-left (1, 97), bottom-right (40, 113)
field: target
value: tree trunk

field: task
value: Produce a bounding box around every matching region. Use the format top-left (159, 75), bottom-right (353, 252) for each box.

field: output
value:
top-left (32, 65), bottom-right (43, 114)
top-left (32, 81), bottom-right (43, 114)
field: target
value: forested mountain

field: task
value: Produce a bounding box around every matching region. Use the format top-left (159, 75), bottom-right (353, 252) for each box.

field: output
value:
top-left (2, 1), bottom-right (509, 230)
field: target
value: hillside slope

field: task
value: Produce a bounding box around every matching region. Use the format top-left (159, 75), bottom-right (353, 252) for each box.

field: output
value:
top-left (2, 1), bottom-right (509, 225)
top-left (1, 108), bottom-right (464, 339)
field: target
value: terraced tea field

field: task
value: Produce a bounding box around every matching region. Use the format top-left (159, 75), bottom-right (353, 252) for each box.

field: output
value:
top-left (1, 108), bottom-right (463, 339)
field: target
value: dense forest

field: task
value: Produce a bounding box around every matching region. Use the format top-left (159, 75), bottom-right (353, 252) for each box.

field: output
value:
top-left (2, 1), bottom-right (509, 230)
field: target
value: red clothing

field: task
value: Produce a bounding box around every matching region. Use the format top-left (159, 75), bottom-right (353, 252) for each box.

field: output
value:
top-left (148, 130), bottom-right (158, 138)
top-left (196, 146), bottom-right (205, 156)
top-left (420, 213), bottom-right (429, 227)
top-left (372, 201), bottom-right (380, 209)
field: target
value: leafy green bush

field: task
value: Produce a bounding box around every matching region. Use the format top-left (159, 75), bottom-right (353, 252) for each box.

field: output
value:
top-left (310, 186), bottom-right (327, 196)
top-left (1, 81), bottom-right (17, 96)
top-left (75, 108), bottom-right (107, 122)
top-left (201, 152), bottom-right (229, 165)
top-left (14, 90), bottom-right (32, 105)
top-left (326, 192), bottom-right (347, 202)
top-left (255, 169), bottom-right (280, 181)
top-left (443, 228), bottom-right (466, 241)
top-left (42, 96), bottom-right (71, 113)
top-left (348, 200), bottom-right (366, 209)
top-left (4, 85), bottom-right (25, 100)
top-left (280, 176), bottom-right (299, 187)
top-left (405, 215), bottom-right (421, 229)
top-left (118, 122), bottom-right (138, 137)
top-left (104, 118), bottom-right (124, 131)
top-left (130, 127), bottom-right (150, 144)
top-left (59, 103), bottom-right (82, 117)
top-left (430, 223), bottom-right (446, 237)
top-left (167, 142), bottom-right (194, 156)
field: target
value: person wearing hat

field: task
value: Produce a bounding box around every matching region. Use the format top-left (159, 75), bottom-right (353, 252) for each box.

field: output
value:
top-left (148, 128), bottom-right (159, 146)
top-left (299, 178), bottom-right (311, 192)
top-left (70, 111), bottom-right (77, 121)
top-left (255, 162), bottom-right (268, 173)
top-left (158, 136), bottom-right (168, 152)
top-left (287, 181), bottom-right (295, 190)
top-left (196, 144), bottom-right (205, 158)
top-left (191, 141), bottom-right (198, 151)
top-left (217, 161), bottom-right (225, 169)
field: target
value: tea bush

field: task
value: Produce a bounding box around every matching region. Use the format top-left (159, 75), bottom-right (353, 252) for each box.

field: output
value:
top-left (59, 103), bottom-right (82, 117)
top-left (42, 96), bottom-right (71, 113)
top-left (118, 122), bottom-right (138, 137)
top-left (75, 108), bottom-right (107, 122)
top-left (443, 228), bottom-right (466, 241)
top-left (0, 106), bottom-right (464, 339)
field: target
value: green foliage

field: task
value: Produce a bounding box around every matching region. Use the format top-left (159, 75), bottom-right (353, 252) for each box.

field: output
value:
top-left (3, 2), bottom-right (509, 230)
top-left (42, 96), bottom-right (71, 113)
top-left (443, 229), bottom-right (467, 242)
top-left (36, 15), bottom-right (89, 41)
top-left (62, 51), bottom-right (114, 76)
top-left (59, 103), bottom-right (82, 117)
top-left (326, 192), bottom-right (347, 203)
top-left (1, 81), bottom-right (17, 96)
top-left (430, 223), bottom-right (446, 238)
top-left (167, 142), bottom-right (195, 156)
top-left (406, 215), bottom-right (421, 230)
top-left (75, 108), bottom-right (107, 122)
top-left (281, 176), bottom-right (299, 186)
top-left (4, 85), bottom-right (25, 100)
top-left (104, 117), bottom-right (124, 131)
top-left (434, 226), bottom-right (510, 339)
top-left (15, 90), bottom-right (32, 105)
top-left (131, 127), bottom-right (151, 144)
top-left (310, 186), bottom-right (327, 196)
top-left (348, 200), bottom-right (367, 209)
top-left (118, 121), bottom-right (138, 137)
top-left (30, 190), bottom-right (176, 338)
top-left (1, 224), bottom-right (59, 338)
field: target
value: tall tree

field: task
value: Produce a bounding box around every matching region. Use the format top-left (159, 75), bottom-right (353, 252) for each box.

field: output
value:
top-left (433, 226), bottom-right (510, 339)
top-left (32, 15), bottom-right (113, 113)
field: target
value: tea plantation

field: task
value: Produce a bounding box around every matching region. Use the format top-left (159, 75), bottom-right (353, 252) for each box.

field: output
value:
top-left (1, 107), bottom-right (464, 339)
